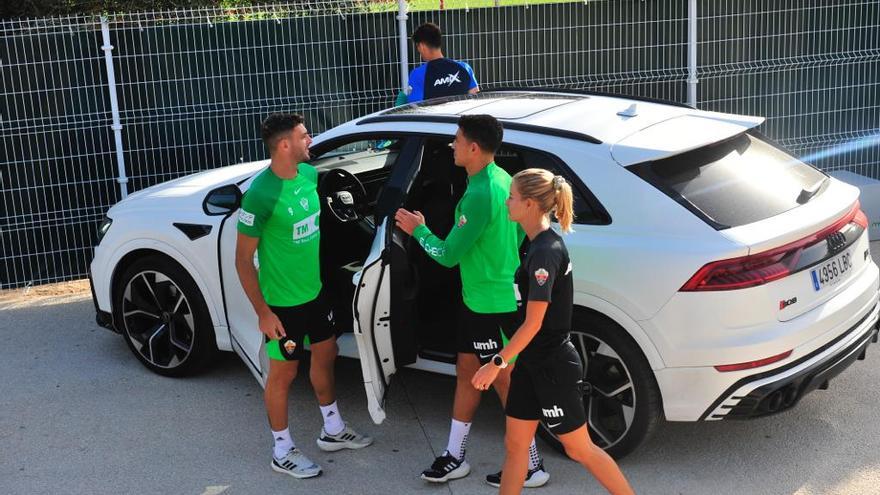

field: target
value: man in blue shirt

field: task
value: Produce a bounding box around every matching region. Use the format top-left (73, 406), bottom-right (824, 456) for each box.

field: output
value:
top-left (395, 22), bottom-right (479, 105)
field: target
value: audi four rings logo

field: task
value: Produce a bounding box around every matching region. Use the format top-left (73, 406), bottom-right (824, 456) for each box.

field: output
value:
top-left (826, 232), bottom-right (846, 253)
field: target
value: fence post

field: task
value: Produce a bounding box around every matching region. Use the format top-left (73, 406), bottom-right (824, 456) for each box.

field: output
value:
top-left (397, 0), bottom-right (410, 95)
top-left (687, 0), bottom-right (698, 108)
top-left (100, 15), bottom-right (129, 198)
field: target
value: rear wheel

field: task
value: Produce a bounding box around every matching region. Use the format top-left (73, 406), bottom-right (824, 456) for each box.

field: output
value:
top-left (536, 309), bottom-right (661, 459)
top-left (113, 255), bottom-right (216, 376)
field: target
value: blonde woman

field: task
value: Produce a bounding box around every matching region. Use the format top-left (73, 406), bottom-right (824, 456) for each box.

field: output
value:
top-left (471, 168), bottom-right (634, 495)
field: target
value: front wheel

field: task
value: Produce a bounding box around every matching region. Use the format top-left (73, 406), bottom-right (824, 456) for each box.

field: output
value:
top-left (536, 309), bottom-right (661, 459)
top-left (112, 255), bottom-right (217, 376)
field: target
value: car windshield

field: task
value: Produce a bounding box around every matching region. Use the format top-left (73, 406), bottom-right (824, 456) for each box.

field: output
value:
top-left (627, 133), bottom-right (828, 229)
top-left (311, 139), bottom-right (402, 175)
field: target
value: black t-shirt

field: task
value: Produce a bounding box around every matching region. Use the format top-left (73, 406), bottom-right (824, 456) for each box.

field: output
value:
top-left (516, 228), bottom-right (573, 359)
top-left (422, 58), bottom-right (476, 100)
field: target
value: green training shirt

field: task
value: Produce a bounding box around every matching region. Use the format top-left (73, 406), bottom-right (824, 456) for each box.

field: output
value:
top-left (237, 163), bottom-right (322, 307)
top-left (412, 162), bottom-right (524, 314)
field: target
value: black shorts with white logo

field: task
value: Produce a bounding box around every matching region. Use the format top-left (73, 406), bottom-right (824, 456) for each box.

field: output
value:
top-left (266, 292), bottom-right (336, 361)
top-left (456, 305), bottom-right (520, 365)
top-left (505, 340), bottom-right (586, 435)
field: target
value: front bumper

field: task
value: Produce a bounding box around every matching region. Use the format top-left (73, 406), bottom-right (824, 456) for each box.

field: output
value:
top-left (701, 303), bottom-right (879, 420)
top-left (89, 271), bottom-right (117, 333)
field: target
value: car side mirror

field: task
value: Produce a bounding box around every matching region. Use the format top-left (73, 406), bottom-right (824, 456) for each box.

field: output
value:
top-left (203, 184), bottom-right (242, 216)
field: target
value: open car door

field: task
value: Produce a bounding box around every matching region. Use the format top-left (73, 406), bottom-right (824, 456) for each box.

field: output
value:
top-left (352, 219), bottom-right (394, 424)
top-left (351, 140), bottom-right (423, 425)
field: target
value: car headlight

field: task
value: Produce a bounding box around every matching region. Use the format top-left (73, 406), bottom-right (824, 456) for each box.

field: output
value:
top-left (97, 217), bottom-right (113, 244)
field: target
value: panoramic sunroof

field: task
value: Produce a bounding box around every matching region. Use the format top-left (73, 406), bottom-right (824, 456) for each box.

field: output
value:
top-left (379, 91), bottom-right (585, 120)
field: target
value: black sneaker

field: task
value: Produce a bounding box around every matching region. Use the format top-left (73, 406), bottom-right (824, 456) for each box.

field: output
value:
top-left (485, 462), bottom-right (550, 488)
top-left (420, 452), bottom-right (471, 483)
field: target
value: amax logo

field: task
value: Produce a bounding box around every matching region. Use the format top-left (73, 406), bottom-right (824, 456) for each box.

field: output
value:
top-left (542, 405), bottom-right (564, 418)
top-left (434, 71), bottom-right (462, 87)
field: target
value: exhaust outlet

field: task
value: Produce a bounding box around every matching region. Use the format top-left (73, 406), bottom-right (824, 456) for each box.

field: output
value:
top-left (782, 387), bottom-right (798, 408)
top-left (766, 391), bottom-right (784, 412)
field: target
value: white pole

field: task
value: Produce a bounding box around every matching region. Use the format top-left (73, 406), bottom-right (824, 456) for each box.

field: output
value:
top-left (100, 16), bottom-right (129, 198)
top-left (687, 0), bottom-right (698, 108)
top-left (397, 0), bottom-right (409, 93)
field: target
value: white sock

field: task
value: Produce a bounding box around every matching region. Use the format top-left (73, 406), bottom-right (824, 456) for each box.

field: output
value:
top-left (320, 401), bottom-right (345, 436)
top-left (528, 439), bottom-right (541, 470)
top-left (446, 419), bottom-right (472, 461)
top-left (272, 428), bottom-right (294, 459)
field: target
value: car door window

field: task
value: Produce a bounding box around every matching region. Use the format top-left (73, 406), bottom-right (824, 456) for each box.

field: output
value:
top-left (495, 145), bottom-right (610, 225)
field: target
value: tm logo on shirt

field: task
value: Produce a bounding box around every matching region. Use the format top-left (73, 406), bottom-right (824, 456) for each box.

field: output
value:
top-left (293, 212), bottom-right (320, 243)
top-left (434, 71), bottom-right (462, 87)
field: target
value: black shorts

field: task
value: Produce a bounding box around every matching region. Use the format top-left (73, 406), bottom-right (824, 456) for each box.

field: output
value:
top-left (505, 341), bottom-right (586, 435)
top-left (266, 293), bottom-right (336, 361)
top-left (457, 305), bottom-right (520, 365)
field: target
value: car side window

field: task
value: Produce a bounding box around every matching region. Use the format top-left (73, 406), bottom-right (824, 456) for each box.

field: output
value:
top-left (495, 145), bottom-right (609, 225)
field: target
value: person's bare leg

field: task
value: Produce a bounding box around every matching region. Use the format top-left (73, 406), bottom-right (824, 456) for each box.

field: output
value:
top-left (499, 417), bottom-right (539, 495)
top-left (557, 424), bottom-right (634, 495)
top-left (492, 364), bottom-right (513, 406)
top-left (452, 352), bottom-right (483, 421)
top-left (265, 358), bottom-right (299, 430)
top-left (308, 337), bottom-right (338, 406)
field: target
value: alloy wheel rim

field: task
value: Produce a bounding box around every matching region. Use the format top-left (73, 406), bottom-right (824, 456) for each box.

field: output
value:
top-left (541, 330), bottom-right (636, 450)
top-left (121, 270), bottom-right (195, 369)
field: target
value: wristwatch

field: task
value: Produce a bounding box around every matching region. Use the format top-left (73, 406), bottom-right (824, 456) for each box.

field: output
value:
top-left (492, 354), bottom-right (508, 369)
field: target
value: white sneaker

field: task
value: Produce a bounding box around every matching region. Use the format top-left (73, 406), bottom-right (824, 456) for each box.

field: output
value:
top-left (271, 448), bottom-right (322, 479)
top-left (485, 461), bottom-right (551, 488)
top-left (316, 423), bottom-right (374, 452)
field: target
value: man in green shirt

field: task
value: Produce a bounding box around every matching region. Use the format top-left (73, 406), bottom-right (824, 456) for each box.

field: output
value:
top-left (395, 115), bottom-right (549, 488)
top-left (236, 113), bottom-right (372, 481)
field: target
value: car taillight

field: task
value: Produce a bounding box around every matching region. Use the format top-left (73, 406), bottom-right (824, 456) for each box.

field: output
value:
top-left (681, 201), bottom-right (864, 292)
top-left (853, 201), bottom-right (869, 228)
top-left (714, 350), bottom-right (793, 372)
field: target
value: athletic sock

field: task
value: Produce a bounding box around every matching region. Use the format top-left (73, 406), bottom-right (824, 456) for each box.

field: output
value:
top-left (320, 401), bottom-right (345, 436)
top-left (528, 438), bottom-right (541, 470)
top-left (272, 428), bottom-right (294, 459)
top-left (446, 419), bottom-right (472, 461)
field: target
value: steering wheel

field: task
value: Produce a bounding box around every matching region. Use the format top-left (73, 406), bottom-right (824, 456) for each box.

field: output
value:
top-left (319, 168), bottom-right (367, 223)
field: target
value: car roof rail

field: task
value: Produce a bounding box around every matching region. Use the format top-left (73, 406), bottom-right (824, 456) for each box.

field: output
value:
top-left (356, 114), bottom-right (602, 145)
top-left (486, 86), bottom-right (695, 110)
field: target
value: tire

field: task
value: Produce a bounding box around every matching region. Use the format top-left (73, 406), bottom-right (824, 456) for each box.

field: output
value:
top-left (536, 308), bottom-right (662, 459)
top-left (112, 255), bottom-right (217, 377)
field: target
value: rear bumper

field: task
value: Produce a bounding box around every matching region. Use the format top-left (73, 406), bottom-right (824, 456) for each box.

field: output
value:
top-left (700, 301), bottom-right (879, 420)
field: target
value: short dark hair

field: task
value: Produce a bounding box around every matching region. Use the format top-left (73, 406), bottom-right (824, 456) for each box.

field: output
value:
top-left (458, 114), bottom-right (503, 153)
top-left (260, 113), bottom-right (304, 151)
top-left (412, 22), bottom-right (442, 49)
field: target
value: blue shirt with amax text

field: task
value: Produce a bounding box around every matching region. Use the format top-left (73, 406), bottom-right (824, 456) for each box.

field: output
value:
top-left (406, 58), bottom-right (478, 103)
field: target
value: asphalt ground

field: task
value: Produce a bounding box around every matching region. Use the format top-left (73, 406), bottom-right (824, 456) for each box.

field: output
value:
top-left (1, 242), bottom-right (879, 495)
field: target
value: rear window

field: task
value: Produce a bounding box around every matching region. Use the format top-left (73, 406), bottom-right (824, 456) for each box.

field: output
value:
top-left (627, 133), bottom-right (828, 229)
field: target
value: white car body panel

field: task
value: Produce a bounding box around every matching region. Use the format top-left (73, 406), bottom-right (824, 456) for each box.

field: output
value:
top-left (610, 114), bottom-right (765, 166)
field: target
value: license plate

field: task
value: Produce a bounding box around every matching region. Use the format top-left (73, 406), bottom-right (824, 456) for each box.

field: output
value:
top-left (810, 248), bottom-right (854, 291)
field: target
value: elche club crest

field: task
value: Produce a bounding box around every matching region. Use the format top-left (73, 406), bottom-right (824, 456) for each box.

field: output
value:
top-left (457, 215), bottom-right (467, 228)
top-left (534, 268), bottom-right (549, 286)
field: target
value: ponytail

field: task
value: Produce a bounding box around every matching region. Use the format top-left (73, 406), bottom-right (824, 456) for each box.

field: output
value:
top-left (512, 168), bottom-right (576, 233)
top-left (551, 176), bottom-right (574, 233)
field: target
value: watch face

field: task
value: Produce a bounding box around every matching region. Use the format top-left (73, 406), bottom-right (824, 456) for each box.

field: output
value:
top-left (493, 355), bottom-right (503, 366)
